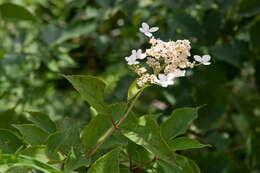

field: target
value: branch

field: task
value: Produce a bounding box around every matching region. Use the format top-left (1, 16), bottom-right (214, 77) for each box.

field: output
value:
top-left (85, 88), bottom-right (144, 159)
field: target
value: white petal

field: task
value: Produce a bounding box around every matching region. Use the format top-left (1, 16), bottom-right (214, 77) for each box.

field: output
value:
top-left (139, 28), bottom-right (145, 33)
top-left (139, 53), bottom-right (146, 59)
top-left (131, 49), bottom-right (136, 55)
top-left (142, 22), bottom-right (149, 30)
top-left (202, 62), bottom-right (211, 65)
top-left (180, 70), bottom-right (186, 77)
top-left (144, 31), bottom-right (153, 37)
top-left (202, 55), bottom-right (211, 62)
top-left (159, 82), bottom-right (167, 87)
top-left (149, 27), bottom-right (159, 32)
top-left (167, 81), bottom-right (174, 85)
top-left (167, 73), bottom-right (175, 80)
top-left (125, 56), bottom-right (129, 61)
top-left (158, 74), bottom-right (166, 81)
top-left (137, 49), bottom-right (142, 55)
top-left (194, 55), bottom-right (202, 62)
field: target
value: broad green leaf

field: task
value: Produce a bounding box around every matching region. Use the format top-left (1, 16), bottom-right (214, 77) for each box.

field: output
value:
top-left (0, 129), bottom-right (23, 154)
top-left (64, 75), bottom-right (108, 114)
top-left (87, 148), bottom-right (120, 173)
top-left (46, 118), bottom-right (80, 159)
top-left (27, 111), bottom-right (56, 133)
top-left (21, 146), bottom-right (59, 163)
top-left (127, 79), bottom-right (140, 101)
top-left (0, 3), bottom-right (35, 21)
top-left (84, 103), bottom-right (127, 155)
top-left (250, 20), bottom-right (260, 49)
top-left (161, 107), bottom-right (199, 141)
top-left (64, 148), bottom-right (90, 171)
top-left (13, 124), bottom-right (48, 145)
top-left (158, 154), bottom-right (193, 173)
top-left (168, 137), bottom-right (210, 151)
top-left (0, 154), bottom-right (61, 173)
top-left (122, 116), bottom-right (176, 165)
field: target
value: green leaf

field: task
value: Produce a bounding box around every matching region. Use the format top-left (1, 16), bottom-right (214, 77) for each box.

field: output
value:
top-left (158, 154), bottom-right (193, 173)
top-left (161, 107), bottom-right (199, 141)
top-left (27, 111), bottom-right (56, 133)
top-left (64, 147), bottom-right (90, 171)
top-left (0, 3), bottom-right (35, 21)
top-left (122, 116), bottom-right (176, 165)
top-left (45, 118), bottom-right (80, 159)
top-left (127, 79), bottom-right (141, 101)
top-left (250, 20), bottom-right (260, 49)
top-left (87, 148), bottom-right (120, 173)
top-left (13, 124), bottom-right (48, 145)
top-left (168, 137), bottom-right (210, 151)
top-left (64, 75), bottom-right (108, 114)
top-left (0, 129), bottom-right (23, 154)
top-left (84, 103), bottom-right (127, 155)
top-left (0, 154), bottom-right (61, 173)
top-left (40, 24), bottom-right (61, 45)
top-left (238, 0), bottom-right (260, 17)
top-left (21, 146), bottom-right (59, 163)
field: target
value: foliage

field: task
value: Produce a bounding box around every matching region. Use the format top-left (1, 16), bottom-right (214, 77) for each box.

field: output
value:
top-left (0, 0), bottom-right (260, 172)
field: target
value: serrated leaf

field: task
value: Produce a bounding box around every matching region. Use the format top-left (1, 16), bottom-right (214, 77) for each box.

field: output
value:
top-left (122, 116), bottom-right (176, 165)
top-left (13, 124), bottom-right (48, 145)
top-left (84, 103), bottom-right (127, 155)
top-left (0, 154), bottom-right (61, 173)
top-left (87, 148), bottom-right (120, 173)
top-left (161, 107), bottom-right (199, 141)
top-left (64, 75), bottom-right (108, 114)
top-left (168, 137), bottom-right (211, 151)
top-left (0, 3), bottom-right (35, 21)
top-left (127, 79), bottom-right (141, 101)
top-left (27, 112), bottom-right (56, 133)
top-left (0, 129), bottom-right (23, 154)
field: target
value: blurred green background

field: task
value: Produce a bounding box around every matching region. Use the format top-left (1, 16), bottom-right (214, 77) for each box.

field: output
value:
top-left (0, 0), bottom-right (260, 172)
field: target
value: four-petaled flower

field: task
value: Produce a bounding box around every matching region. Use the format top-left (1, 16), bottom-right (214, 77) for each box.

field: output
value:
top-left (157, 73), bottom-right (175, 87)
top-left (139, 22), bottom-right (159, 37)
top-left (194, 55), bottom-right (211, 65)
top-left (125, 49), bottom-right (146, 65)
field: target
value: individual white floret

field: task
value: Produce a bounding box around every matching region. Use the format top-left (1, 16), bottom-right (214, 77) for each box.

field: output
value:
top-left (132, 49), bottom-right (146, 59)
top-left (157, 73), bottom-right (175, 87)
top-left (125, 55), bottom-right (139, 65)
top-left (139, 22), bottom-right (159, 37)
top-left (194, 55), bottom-right (211, 65)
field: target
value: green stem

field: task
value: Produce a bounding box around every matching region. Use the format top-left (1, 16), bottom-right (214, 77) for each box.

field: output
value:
top-left (86, 88), bottom-right (144, 159)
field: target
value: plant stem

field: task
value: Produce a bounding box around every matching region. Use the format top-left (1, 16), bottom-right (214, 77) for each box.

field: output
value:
top-left (86, 88), bottom-right (144, 159)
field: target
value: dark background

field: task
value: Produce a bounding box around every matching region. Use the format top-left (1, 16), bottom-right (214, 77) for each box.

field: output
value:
top-left (0, 0), bottom-right (260, 172)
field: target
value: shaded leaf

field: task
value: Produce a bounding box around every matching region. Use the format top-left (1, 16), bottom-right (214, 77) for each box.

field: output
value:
top-left (0, 129), bottom-right (23, 154)
top-left (13, 124), bottom-right (48, 145)
top-left (64, 75), bottom-right (108, 114)
top-left (27, 111), bottom-right (56, 134)
top-left (127, 79), bottom-right (141, 101)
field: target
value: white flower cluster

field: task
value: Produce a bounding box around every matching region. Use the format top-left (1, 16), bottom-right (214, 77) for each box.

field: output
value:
top-left (125, 22), bottom-right (211, 88)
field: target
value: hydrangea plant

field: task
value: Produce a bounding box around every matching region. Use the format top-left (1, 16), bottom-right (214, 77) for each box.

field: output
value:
top-left (0, 22), bottom-right (212, 173)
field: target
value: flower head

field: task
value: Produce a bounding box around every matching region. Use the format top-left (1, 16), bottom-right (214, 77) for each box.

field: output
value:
top-left (157, 73), bottom-right (175, 87)
top-left (139, 22), bottom-right (159, 37)
top-left (194, 55), bottom-right (211, 65)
